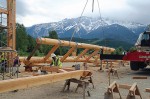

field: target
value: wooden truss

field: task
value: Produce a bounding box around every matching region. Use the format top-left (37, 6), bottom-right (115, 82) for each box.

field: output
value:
top-left (23, 38), bottom-right (115, 67)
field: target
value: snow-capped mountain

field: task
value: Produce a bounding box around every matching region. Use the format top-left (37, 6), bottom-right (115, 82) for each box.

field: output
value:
top-left (26, 16), bottom-right (147, 44)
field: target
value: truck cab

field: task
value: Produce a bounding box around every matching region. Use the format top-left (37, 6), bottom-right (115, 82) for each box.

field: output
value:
top-left (127, 31), bottom-right (150, 70)
top-left (135, 31), bottom-right (150, 47)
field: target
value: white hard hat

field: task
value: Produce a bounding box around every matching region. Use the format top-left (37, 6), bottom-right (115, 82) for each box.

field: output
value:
top-left (51, 53), bottom-right (56, 58)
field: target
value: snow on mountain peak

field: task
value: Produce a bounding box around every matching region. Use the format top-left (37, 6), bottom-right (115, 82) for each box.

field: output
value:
top-left (26, 16), bottom-right (147, 38)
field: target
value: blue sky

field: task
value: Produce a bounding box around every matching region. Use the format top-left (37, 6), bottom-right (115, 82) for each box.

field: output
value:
top-left (1, 0), bottom-right (150, 27)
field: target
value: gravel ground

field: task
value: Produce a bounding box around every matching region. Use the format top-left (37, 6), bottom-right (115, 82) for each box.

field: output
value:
top-left (0, 62), bottom-right (150, 99)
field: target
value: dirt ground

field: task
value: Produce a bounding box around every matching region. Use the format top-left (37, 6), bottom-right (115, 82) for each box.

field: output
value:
top-left (0, 62), bottom-right (150, 99)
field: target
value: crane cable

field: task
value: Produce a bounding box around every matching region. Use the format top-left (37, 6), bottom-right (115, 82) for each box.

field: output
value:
top-left (96, 0), bottom-right (108, 47)
top-left (92, 0), bottom-right (94, 12)
top-left (70, 0), bottom-right (89, 42)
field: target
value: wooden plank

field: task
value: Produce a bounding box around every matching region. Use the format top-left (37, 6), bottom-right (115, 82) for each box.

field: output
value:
top-left (58, 69), bottom-right (68, 73)
top-left (0, 70), bottom-right (91, 93)
top-left (132, 76), bottom-right (147, 79)
top-left (108, 81), bottom-right (117, 89)
top-left (129, 83), bottom-right (137, 92)
top-left (0, 8), bottom-right (8, 14)
top-left (41, 66), bottom-right (59, 72)
top-left (119, 84), bottom-right (131, 89)
top-left (145, 88), bottom-right (150, 92)
top-left (62, 68), bottom-right (74, 71)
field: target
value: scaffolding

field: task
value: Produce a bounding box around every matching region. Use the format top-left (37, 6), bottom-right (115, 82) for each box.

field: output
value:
top-left (0, 0), bottom-right (17, 80)
top-left (0, 47), bottom-right (19, 80)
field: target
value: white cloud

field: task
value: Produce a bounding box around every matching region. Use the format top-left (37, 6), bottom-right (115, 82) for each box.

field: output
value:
top-left (14, 0), bottom-right (150, 26)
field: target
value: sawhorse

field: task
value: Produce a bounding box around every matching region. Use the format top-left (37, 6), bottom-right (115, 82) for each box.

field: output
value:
top-left (62, 78), bottom-right (90, 99)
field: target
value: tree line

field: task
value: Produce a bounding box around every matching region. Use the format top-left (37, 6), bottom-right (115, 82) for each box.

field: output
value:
top-left (16, 23), bottom-right (68, 56)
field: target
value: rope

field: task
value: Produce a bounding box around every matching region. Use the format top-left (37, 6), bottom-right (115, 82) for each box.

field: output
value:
top-left (96, 0), bottom-right (107, 47)
top-left (92, 0), bottom-right (94, 12)
top-left (70, 0), bottom-right (89, 42)
top-left (58, 39), bottom-right (61, 46)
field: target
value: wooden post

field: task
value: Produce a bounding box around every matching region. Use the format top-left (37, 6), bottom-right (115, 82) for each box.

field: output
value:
top-left (7, 0), bottom-right (16, 50)
top-left (5, 0), bottom-right (16, 65)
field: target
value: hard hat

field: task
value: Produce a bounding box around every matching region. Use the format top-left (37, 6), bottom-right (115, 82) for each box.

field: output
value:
top-left (51, 53), bottom-right (56, 58)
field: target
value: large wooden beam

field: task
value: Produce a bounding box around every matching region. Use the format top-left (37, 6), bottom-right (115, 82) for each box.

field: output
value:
top-left (23, 57), bottom-right (97, 65)
top-left (0, 70), bottom-right (91, 93)
top-left (36, 38), bottom-right (115, 52)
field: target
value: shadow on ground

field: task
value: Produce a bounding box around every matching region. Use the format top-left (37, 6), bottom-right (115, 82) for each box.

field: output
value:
top-left (130, 67), bottom-right (150, 76)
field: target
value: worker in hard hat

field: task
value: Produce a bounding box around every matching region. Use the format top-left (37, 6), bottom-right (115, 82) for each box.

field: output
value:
top-left (50, 53), bottom-right (62, 68)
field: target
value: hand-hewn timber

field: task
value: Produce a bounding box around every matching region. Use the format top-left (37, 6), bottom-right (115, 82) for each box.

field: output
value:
top-left (0, 70), bottom-right (91, 93)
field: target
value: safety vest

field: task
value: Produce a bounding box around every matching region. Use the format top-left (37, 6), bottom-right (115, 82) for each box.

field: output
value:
top-left (1, 53), bottom-right (5, 61)
top-left (52, 57), bottom-right (62, 68)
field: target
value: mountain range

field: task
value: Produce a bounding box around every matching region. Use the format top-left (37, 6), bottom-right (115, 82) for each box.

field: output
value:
top-left (26, 16), bottom-right (148, 46)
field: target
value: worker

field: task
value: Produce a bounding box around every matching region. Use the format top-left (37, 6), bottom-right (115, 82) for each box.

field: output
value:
top-left (1, 52), bottom-right (6, 72)
top-left (0, 52), bottom-right (2, 72)
top-left (13, 55), bottom-right (21, 75)
top-left (50, 53), bottom-right (62, 68)
top-left (83, 62), bottom-right (88, 70)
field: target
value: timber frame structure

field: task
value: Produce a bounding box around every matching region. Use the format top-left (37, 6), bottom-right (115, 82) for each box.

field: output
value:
top-left (23, 38), bottom-right (115, 71)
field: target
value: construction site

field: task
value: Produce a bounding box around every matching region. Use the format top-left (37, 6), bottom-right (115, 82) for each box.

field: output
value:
top-left (0, 0), bottom-right (150, 99)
